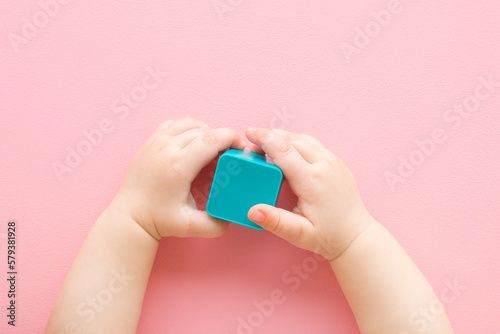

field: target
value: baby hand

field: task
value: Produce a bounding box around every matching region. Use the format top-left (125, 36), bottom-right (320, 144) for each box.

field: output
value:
top-left (246, 128), bottom-right (374, 261)
top-left (110, 118), bottom-right (245, 240)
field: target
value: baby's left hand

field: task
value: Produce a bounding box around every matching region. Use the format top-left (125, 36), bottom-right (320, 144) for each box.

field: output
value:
top-left (110, 117), bottom-right (245, 240)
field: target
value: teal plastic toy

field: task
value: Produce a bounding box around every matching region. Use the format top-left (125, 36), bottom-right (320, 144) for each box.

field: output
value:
top-left (206, 149), bottom-right (283, 230)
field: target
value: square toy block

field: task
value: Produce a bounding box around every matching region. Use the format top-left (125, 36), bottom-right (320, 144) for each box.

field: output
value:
top-left (206, 149), bottom-right (283, 230)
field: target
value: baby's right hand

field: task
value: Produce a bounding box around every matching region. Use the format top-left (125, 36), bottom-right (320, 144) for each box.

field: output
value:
top-left (246, 128), bottom-right (375, 261)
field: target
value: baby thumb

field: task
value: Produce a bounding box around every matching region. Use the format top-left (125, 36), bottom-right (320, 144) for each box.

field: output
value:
top-left (248, 204), bottom-right (311, 245)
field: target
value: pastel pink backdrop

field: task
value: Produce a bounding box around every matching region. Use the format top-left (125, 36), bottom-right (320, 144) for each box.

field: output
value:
top-left (1, 1), bottom-right (499, 333)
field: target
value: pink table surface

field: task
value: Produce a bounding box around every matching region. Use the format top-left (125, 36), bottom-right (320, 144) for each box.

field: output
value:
top-left (1, 1), bottom-right (499, 333)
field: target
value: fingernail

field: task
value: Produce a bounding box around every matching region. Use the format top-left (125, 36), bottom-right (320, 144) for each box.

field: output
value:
top-left (247, 127), bottom-right (256, 133)
top-left (250, 209), bottom-right (265, 223)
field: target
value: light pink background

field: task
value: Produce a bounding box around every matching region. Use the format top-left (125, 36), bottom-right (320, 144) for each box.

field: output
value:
top-left (1, 1), bottom-right (499, 333)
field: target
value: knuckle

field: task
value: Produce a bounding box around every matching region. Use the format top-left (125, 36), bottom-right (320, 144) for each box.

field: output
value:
top-left (201, 129), bottom-right (218, 144)
top-left (171, 161), bottom-right (184, 176)
top-left (294, 135), bottom-right (310, 148)
top-left (294, 224), bottom-right (305, 244)
top-left (325, 155), bottom-right (340, 169)
top-left (167, 150), bottom-right (185, 175)
top-left (288, 133), bottom-right (301, 141)
top-left (300, 165), bottom-right (326, 194)
top-left (315, 159), bottom-right (332, 173)
top-left (269, 213), bottom-right (283, 234)
top-left (157, 120), bottom-right (174, 133)
top-left (262, 129), bottom-right (277, 142)
top-left (310, 168), bottom-right (324, 184)
top-left (277, 142), bottom-right (294, 155)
